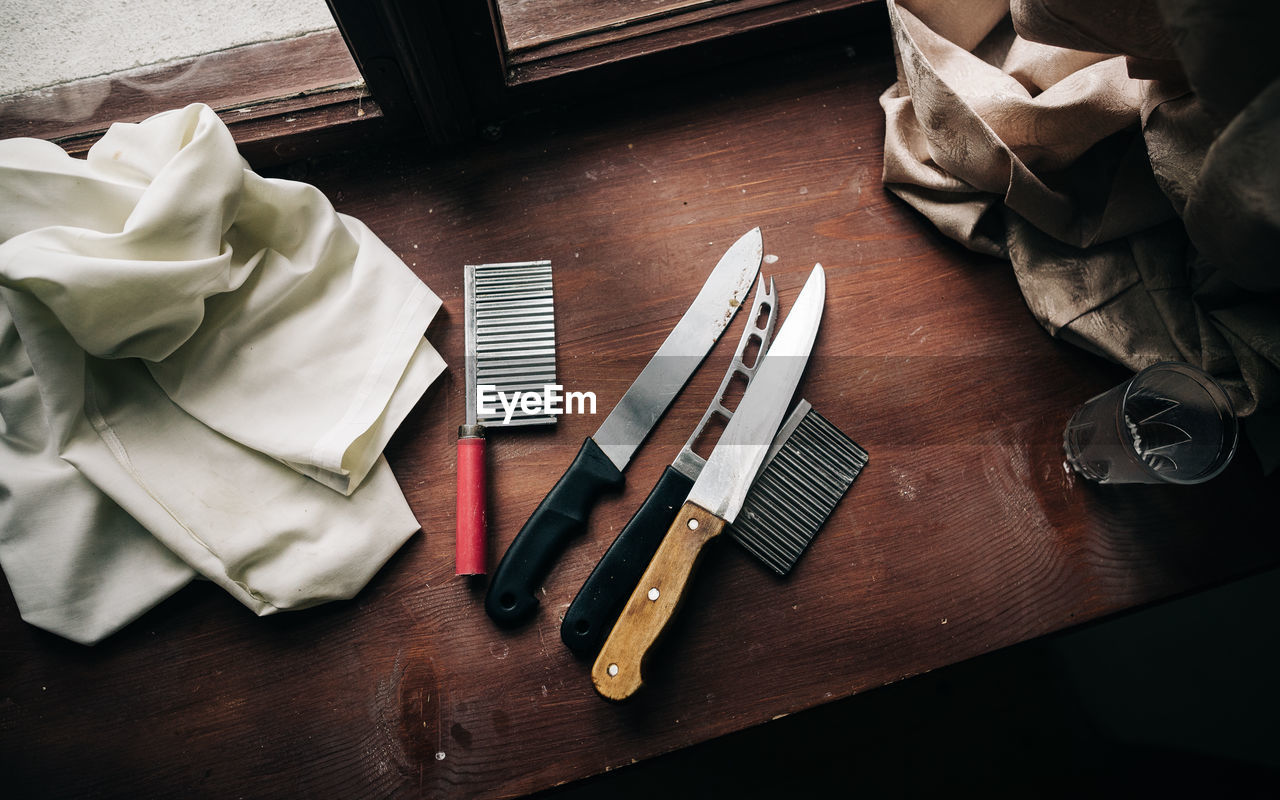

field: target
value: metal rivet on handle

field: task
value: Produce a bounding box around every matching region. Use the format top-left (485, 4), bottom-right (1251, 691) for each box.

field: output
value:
top-left (647, 587), bottom-right (660, 601)
top-left (688, 518), bottom-right (699, 530)
top-left (607, 663), bottom-right (619, 677)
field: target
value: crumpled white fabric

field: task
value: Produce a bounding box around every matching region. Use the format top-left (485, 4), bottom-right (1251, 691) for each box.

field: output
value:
top-left (0, 104), bottom-right (445, 644)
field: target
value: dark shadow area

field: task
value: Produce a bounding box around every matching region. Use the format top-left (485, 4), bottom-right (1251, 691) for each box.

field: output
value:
top-left (534, 567), bottom-right (1280, 798)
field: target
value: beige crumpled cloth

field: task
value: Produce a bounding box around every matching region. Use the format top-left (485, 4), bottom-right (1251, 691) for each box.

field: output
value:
top-left (880, 0), bottom-right (1279, 418)
top-left (0, 104), bottom-right (445, 644)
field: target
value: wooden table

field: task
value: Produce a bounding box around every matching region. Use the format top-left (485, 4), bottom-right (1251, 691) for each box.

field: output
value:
top-left (5, 36), bottom-right (1278, 800)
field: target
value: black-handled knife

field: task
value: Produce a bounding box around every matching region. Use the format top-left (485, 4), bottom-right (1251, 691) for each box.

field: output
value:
top-left (486, 437), bottom-right (624, 622)
top-left (560, 276), bottom-right (777, 655)
top-left (485, 229), bottom-right (764, 626)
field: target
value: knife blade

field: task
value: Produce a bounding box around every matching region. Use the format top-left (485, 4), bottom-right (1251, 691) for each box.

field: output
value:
top-left (591, 264), bottom-right (825, 700)
top-left (560, 275), bottom-right (778, 657)
top-left (485, 229), bottom-right (764, 626)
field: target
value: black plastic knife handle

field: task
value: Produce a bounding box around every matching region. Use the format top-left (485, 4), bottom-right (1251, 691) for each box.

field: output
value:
top-left (560, 465), bottom-right (696, 657)
top-left (485, 437), bottom-right (625, 627)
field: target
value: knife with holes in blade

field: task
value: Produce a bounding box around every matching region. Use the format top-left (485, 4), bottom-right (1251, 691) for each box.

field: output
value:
top-left (485, 229), bottom-right (764, 627)
top-left (592, 264), bottom-right (825, 701)
top-left (560, 275), bottom-right (777, 657)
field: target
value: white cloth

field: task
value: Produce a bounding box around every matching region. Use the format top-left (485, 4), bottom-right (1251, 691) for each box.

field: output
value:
top-left (0, 104), bottom-right (445, 644)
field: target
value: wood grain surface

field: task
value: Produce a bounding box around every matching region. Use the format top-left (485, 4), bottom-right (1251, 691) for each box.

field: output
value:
top-left (4, 38), bottom-right (1278, 800)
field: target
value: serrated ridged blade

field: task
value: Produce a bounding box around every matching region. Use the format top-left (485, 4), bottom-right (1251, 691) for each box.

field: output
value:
top-left (465, 260), bottom-right (558, 427)
top-left (730, 403), bottom-right (867, 576)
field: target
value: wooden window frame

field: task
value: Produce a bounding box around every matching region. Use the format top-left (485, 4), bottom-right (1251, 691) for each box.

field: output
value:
top-left (0, 28), bottom-right (393, 167)
top-left (327, 0), bottom-right (882, 146)
top-left (1, 0), bottom-right (882, 164)
top-left (494, 0), bottom-right (879, 83)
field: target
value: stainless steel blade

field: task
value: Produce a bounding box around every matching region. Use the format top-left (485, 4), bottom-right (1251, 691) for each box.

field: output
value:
top-left (670, 274), bottom-right (777, 481)
top-left (592, 228), bottom-right (764, 471)
top-left (686, 264), bottom-right (825, 523)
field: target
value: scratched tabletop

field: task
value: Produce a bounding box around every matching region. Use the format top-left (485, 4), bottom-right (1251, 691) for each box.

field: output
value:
top-left (5, 39), bottom-right (1279, 800)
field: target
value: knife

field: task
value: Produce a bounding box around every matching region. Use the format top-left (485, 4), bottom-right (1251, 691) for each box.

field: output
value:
top-left (560, 275), bottom-right (777, 657)
top-left (485, 229), bottom-right (764, 626)
top-left (592, 264), bottom-right (825, 700)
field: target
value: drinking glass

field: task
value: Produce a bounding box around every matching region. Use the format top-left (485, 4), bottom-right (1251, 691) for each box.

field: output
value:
top-left (1063, 362), bottom-right (1238, 485)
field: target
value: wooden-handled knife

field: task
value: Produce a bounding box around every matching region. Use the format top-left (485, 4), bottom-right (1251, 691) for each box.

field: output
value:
top-left (592, 264), bottom-right (826, 700)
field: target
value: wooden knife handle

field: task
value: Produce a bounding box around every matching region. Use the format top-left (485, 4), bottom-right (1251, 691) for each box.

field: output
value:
top-left (591, 502), bottom-right (725, 701)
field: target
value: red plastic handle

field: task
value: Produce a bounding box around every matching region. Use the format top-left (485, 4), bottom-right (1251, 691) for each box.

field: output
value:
top-left (456, 435), bottom-right (487, 575)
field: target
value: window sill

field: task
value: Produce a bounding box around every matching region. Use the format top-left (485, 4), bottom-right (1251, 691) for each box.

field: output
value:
top-left (0, 30), bottom-right (392, 168)
top-left (498, 0), bottom-right (878, 84)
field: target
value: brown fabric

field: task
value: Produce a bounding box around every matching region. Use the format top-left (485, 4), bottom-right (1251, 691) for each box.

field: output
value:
top-left (880, 0), bottom-right (1280, 416)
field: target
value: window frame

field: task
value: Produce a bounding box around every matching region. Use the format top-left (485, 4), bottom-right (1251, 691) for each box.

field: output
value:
top-left (0, 0), bottom-right (882, 162)
top-left (327, 0), bottom-right (880, 146)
